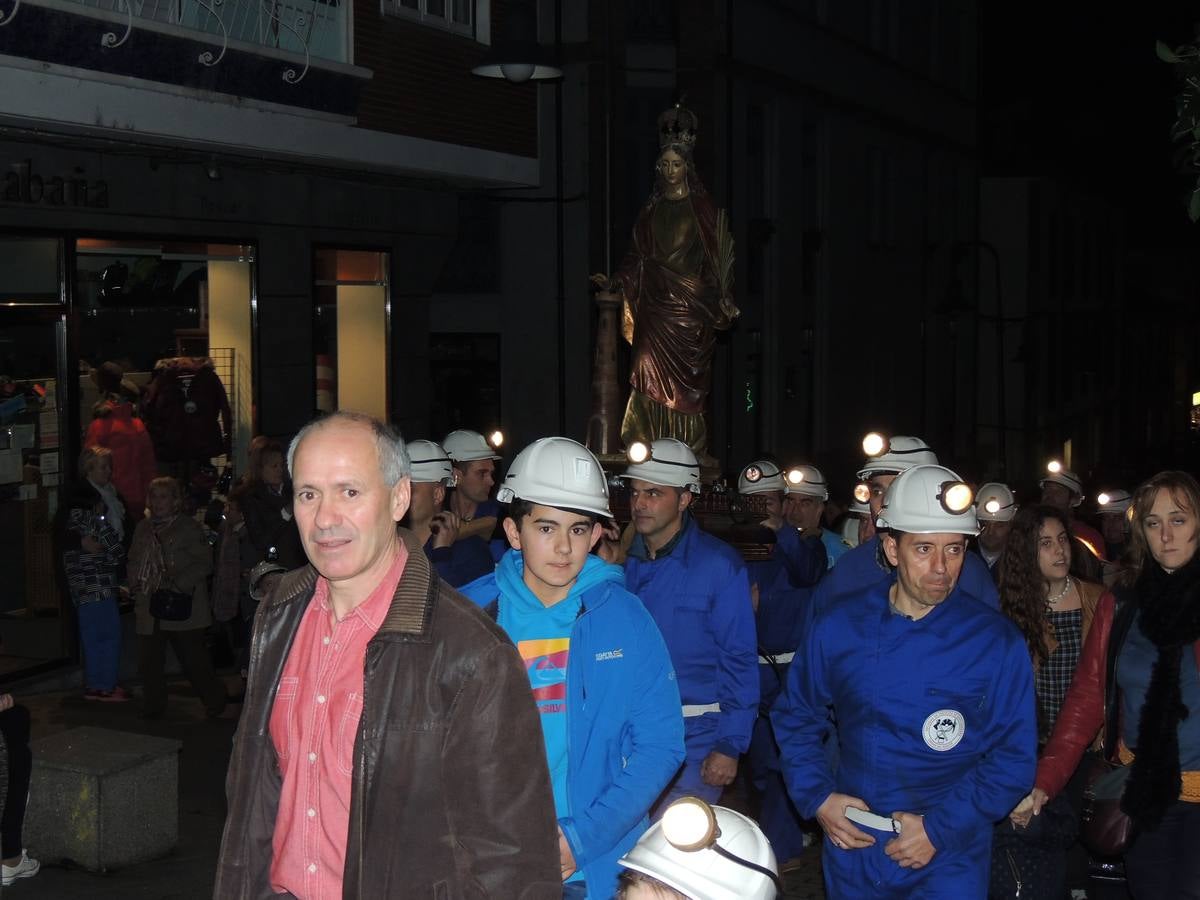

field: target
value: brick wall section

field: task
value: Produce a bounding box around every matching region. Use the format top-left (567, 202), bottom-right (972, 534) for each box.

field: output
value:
top-left (354, 0), bottom-right (537, 158)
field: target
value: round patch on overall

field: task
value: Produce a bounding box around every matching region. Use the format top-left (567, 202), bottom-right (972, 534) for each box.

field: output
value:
top-left (922, 709), bottom-right (965, 751)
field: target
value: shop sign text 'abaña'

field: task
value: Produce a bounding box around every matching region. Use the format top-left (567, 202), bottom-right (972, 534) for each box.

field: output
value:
top-left (3, 159), bottom-right (109, 209)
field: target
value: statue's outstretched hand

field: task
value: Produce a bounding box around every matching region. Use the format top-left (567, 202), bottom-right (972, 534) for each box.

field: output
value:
top-left (719, 295), bottom-right (740, 320)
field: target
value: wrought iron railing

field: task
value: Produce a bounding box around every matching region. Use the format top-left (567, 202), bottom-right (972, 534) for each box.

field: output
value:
top-left (21, 0), bottom-right (347, 82)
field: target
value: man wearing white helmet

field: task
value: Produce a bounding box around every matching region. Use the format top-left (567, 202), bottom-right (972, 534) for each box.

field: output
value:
top-left (784, 463), bottom-right (847, 569)
top-left (773, 465), bottom-right (1037, 898)
top-left (617, 797), bottom-right (781, 900)
top-left (1039, 464), bottom-right (1108, 563)
top-left (622, 439), bottom-right (759, 810)
top-left (405, 440), bottom-right (494, 588)
top-left (1096, 487), bottom-right (1132, 585)
top-left (809, 434), bottom-right (999, 615)
top-left (461, 437), bottom-right (684, 899)
top-left (739, 460), bottom-right (827, 868)
top-left (443, 428), bottom-right (503, 544)
top-left (973, 482), bottom-right (1017, 574)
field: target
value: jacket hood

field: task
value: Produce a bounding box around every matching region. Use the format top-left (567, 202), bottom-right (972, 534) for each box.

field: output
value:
top-left (494, 551), bottom-right (624, 613)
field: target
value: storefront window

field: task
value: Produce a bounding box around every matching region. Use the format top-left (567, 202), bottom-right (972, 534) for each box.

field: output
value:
top-left (314, 248), bottom-right (390, 420)
top-left (75, 240), bottom-right (256, 476)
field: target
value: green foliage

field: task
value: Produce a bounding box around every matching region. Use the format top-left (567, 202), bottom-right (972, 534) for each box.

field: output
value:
top-left (1160, 34), bottom-right (1200, 220)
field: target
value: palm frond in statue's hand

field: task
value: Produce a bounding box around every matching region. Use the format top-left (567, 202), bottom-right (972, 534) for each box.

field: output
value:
top-left (715, 209), bottom-right (739, 318)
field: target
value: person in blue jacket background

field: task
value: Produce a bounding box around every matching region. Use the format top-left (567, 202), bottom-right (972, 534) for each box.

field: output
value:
top-left (461, 437), bottom-right (684, 900)
top-left (813, 434), bottom-right (999, 618)
top-left (404, 439), bottom-right (495, 587)
top-left (783, 463), bottom-right (847, 569)
top-left (739, 459), bottom-right (827, 869)
top-left (773, 464), bottom-right (1037, 899)
top-left (621, 438), bottom-right (759, 811)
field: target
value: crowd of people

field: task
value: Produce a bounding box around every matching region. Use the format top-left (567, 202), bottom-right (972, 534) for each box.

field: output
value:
top-left (33, 389), bottom-right (1200, 898)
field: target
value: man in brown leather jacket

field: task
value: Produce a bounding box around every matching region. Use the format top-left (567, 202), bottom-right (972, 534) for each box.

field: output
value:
top-left (215, 412), bottom-right (560, 898)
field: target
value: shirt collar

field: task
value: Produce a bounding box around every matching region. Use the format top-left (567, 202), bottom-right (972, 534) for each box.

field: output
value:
top-left (628, 511), bottom-right (692, 561)
top-left (315, 541), bottom-right (408, 631)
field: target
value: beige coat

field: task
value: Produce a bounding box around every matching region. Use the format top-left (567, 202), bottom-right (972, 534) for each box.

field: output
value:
top-left (129, 514), bottom-right (214, 635)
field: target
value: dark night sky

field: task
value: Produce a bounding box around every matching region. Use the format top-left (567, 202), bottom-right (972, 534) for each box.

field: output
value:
top-left (981, 3), bottom-right (1198, 249)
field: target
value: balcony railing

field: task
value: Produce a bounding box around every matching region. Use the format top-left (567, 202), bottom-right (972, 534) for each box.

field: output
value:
top-left (54, 0), bottom-right (347, 73)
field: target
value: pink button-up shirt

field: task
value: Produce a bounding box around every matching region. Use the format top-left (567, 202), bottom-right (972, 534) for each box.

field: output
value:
top-left (269, 546), bottom-right (407, 899)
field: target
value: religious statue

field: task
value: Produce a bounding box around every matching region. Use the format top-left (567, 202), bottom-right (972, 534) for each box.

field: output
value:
top-left (590, 102), bottom-right (737, 465)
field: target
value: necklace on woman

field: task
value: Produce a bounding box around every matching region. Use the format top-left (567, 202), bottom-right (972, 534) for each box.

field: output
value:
top-left (1046, 575), bottom-right (1073, 607)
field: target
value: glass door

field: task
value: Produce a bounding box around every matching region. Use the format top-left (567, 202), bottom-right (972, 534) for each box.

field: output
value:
top-left (0, 308), bottom-right (72, 679)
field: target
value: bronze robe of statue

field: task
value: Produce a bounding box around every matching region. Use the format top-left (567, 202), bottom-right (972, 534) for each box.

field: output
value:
top-left (612, 186), bottom-right (735, 457)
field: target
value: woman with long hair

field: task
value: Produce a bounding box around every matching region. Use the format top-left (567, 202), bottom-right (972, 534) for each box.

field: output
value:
top-left (994, 505), bottom-right (1111, 898)
top-left (998, 505), bottom-right (1108, 741)
top-left (1015, 471), bottom-right (1200, 897)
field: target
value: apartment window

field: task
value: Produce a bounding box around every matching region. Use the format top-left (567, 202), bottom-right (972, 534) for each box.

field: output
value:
top-left (385, 0), bottom-right (479, 39)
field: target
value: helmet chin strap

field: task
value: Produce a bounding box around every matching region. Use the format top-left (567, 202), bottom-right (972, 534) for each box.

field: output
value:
top-left (710, 843), bottom-right (783, 898)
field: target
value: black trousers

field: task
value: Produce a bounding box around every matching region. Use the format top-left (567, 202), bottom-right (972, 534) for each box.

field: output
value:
top-left (138, 627), bottom-right (226, 718)
top-left (0, 705), bottom-right (32, 859)
top-left (1124, 798), bottom-right (1200, 899)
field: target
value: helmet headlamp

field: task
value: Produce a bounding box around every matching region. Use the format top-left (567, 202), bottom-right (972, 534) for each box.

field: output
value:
top-left (862, 431), bottom-right (888, 457)
top-left (487, 430), bottom-right (504, 449)
top-left (743, 465), bottom-right (762, 483)
top-left (853, 482), bottom-right (871, 504)
top-left (627, 441), bottom-right (650, 464)
top-left (984, 498), bottom-right (1001, 515)
top-left (1047, 459), bottom-right (1063, 475)
top-left (939, 481), bottom-right (974, 514)
top-left (786, 468), bottom-right (804, 486)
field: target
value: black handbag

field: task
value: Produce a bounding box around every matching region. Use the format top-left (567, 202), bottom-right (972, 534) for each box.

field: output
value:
top-left (149, 587), bottom-right (192, 622)
top-left (1080, 753), bottom-right (1134, 857)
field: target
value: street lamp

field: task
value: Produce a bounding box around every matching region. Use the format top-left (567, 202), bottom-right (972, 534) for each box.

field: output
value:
top-left (471, 0), bottom-right (567, 431)
top-left (471, 0), bottom-right (562, 82)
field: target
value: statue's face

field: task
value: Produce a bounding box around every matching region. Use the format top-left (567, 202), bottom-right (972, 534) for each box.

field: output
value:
top-left (656, 149), bottom-right (686, 188)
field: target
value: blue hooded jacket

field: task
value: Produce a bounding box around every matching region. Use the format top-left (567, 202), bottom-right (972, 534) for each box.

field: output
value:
top-left (624, 518), bottom-right (759, 759)
top-left (462, 552), bottom-right (684, 898)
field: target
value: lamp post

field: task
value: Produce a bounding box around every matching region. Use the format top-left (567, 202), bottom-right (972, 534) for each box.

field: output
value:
top-left (472, 0), bottom-right (566, 432)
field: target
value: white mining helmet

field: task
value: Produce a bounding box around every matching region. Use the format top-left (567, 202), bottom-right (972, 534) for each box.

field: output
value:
top-left (442, 429), bottom-right (503, 463)
top-left (856, 433), bottom-right (938, 481)
top-left (618, 797), bottom-right (780, 900)
top-left (1039, 461), bottom-right (1084, 507)
top-left (407, 440), bottom-right (456, 487)
top-left (495, 437), bottom-right (613, 519)
top-left (1097, 488), bottom-right (1133, 517)
top-left (784, 464), bottom-right (830, 500)
top-left (622, 439), bottom-right (702, 495)
top-left (876, 464), bottom-right (979, 535)
top-left (976, 482), bottom-right (1017, 523)
top-left (738, 460), bottom-right (786, 495)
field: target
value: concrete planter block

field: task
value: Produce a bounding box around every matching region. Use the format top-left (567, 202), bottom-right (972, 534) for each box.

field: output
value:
top-left (25, 726), bottom-right (182, 872)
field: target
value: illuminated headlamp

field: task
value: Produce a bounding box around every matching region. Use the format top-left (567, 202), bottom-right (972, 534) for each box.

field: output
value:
top-left (627, 441), bottom-right (650, 464)
top-left (939, 481), bottom-right (974, 514)
top-left (1097, 492), bottom-right (1112, 506)
top-left (862, 431), bottom-right (888, 457)
top-left (487, 430), bottom-right (505, 449)
top-left (984, 498), bottom-right (1001, 515)
top-left (743, 465), bottom-right (762, 483)
top-left (1046, 459), bottom-right (1063, 475)
top-left (853, 482), bottom-right (871, 504)
top-left (659, 798), bottom-right (784, 895)
top-left (661, 796), bottom-right (719, 852)
top-left (786, 468), bottom-right (804, 486)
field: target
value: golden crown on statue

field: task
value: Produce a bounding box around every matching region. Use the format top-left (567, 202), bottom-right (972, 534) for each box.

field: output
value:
top-left (658, 102), bottom-right (698, 151)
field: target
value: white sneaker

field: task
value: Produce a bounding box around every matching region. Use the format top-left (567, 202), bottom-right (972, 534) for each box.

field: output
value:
top-left (2, 850), bottom-right (40, 886)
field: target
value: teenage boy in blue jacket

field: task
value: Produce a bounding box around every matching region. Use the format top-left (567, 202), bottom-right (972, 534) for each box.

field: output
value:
top-left (621, 438), bottom-right (759, 812)
top-left (462, 437), bottom-right (684, 900)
